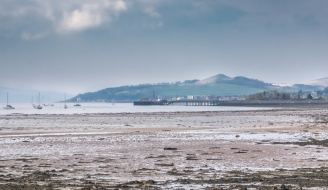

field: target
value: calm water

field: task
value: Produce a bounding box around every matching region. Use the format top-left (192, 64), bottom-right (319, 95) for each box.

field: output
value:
top-left (1, 103), bottom-right (271, 115)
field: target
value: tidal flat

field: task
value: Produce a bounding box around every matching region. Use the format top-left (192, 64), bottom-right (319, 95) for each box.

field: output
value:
top-left (1, 108), bottom-right (328, 189)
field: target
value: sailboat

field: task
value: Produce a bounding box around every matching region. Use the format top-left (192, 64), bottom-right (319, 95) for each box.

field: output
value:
top-left (42, 96), bottom-right (46, 106)
top-left (48, 94), bottom-right (54, 106)
top-left (34, 93), bottom-right (42, 109)
top-left (3, 92), bottom-right (15, 109)
top-left (74, 97), bottom-right (81, 106)
top-left (64, 92), bottom-right (68, 109)
top-left (30, 97), bottom-right (36, 108)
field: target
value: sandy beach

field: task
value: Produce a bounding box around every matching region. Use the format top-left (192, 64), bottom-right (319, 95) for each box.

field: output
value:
top-left (1, 107), bottom-right (328, 189)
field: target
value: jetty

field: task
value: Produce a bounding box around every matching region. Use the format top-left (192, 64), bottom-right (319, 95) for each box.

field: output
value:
top-left (134, 99), bottom-right (224, 106)
top-left (134, 99), bottom-right (328, 107)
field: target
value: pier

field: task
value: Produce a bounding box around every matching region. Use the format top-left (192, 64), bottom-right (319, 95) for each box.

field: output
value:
top-left (134, 99), bottom-right (328, 106)
top-left (167, 100), bottom-right (223, 106)
top-left (134, 100), bottom-right (224, 106)
top-left (134, 100), bottom-right (168, 105)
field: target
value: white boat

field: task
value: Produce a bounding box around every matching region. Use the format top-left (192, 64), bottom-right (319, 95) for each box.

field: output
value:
top-left (74, 97), bottom-right (81, 106)
top-left (46, 94), bottom-right (54, 106)
top-left (30, 97), bottom-right (36, 108)
top-left (64, 92), bottom-right (68, 109)
top-left (41, 94), bottom-right (54, 106)
top-left (42, 96), bottom-right (47, 106)
top-left (3, 92), bottom-right (14, 109)
top-left (34, 92), bottom-right (42, 109)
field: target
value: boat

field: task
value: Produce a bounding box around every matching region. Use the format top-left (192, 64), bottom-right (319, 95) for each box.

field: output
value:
top-left (35, 105), bottom-right (42, 109)
top-left (42, 96), bottom-right (47, 106)
top-left (64, 92), bottom-right (68, 109)
top-left (3, 92), bottom-right (15, 109)
top-left (48, 94), bottom-right (54, 106)
top-left (34, 92), bottom-right (42, 109)
top-left (30, 97), bottom-right (36, 108)
top-left (74, 97), bottom-right (81, 106)
top-left (44, 94), bottom-right (54, 106)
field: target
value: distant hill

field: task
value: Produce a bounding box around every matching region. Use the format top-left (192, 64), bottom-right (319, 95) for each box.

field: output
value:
top-left (195, 74), bottom-right (231, 84)
top-left (195, 74), bottom-right (272, 89)
top-left (68, 74), bottom-right (325, 103)
top-left (303, 77), bottom-right (328, 87)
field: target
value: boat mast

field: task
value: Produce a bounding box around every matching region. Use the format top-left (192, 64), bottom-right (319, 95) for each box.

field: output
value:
top-left (7, 92), bottom-right (8, 105)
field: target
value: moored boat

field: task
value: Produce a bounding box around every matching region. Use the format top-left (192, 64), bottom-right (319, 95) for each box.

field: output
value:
top-left (30, 97), bottom-right (36, 108)
top-left (4, 105), bottom-right (14, 109)
top-left (34, 92), bottom-right (42, 109)
top-left (74, 98), bottom-right (81, 106)
top-left (44, 94), bottom-right (54, 106)
top-left (64, 92), bottom-right (68, 109)
top-left (3, 92), bottom-right (14, 109)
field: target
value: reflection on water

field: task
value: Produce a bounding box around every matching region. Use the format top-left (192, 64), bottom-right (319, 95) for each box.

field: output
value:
top-left (0, 103), bottom-right (271, 115)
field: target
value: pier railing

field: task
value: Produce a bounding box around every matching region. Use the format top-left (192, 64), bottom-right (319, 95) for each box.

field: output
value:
top-left (134, 99), bottom-right (328, 106)
top-left (167, 100), bottom-right (223, 106)
top-left (134, 100), bottom-right (224, 106)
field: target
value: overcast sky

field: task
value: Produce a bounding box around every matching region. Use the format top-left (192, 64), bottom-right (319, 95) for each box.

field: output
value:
top-left (1, 0), bottom-right (328, 94)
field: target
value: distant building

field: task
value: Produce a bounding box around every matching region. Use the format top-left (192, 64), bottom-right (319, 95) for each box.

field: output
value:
top-left (195, 96), bottom-right (203, 100)
top-left (206, 95), bottom-right (217, 100)
top-left (187, 95), bottom-right (193, 100)
top-left (139, 98), bottom-right (150, 101)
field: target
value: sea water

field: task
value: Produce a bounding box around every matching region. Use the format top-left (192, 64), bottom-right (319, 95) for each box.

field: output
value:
top-left (0, 103), bottom-right (272, 115)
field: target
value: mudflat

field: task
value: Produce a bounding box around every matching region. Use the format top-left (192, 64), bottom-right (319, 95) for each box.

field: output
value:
top-left (1, 108), bottom-right (328, 189)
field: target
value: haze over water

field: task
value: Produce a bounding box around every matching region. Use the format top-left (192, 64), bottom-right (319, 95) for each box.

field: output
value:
top-left (1, 103), bottom-right (270, 115)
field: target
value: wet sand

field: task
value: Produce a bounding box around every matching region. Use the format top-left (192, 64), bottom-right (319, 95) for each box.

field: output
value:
top-left (1, 108), bottom-right (328, 189)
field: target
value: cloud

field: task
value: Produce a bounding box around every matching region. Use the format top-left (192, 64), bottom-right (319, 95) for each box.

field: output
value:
top-left (114, 0), bottom-right (127, 11)
top-left (1, 0), bottom-right (328, 39)
top-left (56, 0), bottom-right (127, 32)
top-left (144, 7), bottom-right (160, 17)
top-left (58, 4), bottom-right (107, 32)
top-left (0, 0), bottom-right (127, 37)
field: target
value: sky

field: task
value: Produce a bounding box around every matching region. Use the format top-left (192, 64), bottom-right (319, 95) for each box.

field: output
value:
top-left (1, 0), bottom-right (328, 94)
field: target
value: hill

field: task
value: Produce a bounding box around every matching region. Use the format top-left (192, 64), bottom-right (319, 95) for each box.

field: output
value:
top-left (303, 77), bottom-right (328, 87)
top-left (68, 74), bottom-right (324, 102)
top-left (195, 74), bottom-right (272, 89)
top-left (72, 83), bottom-right (263, 102)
